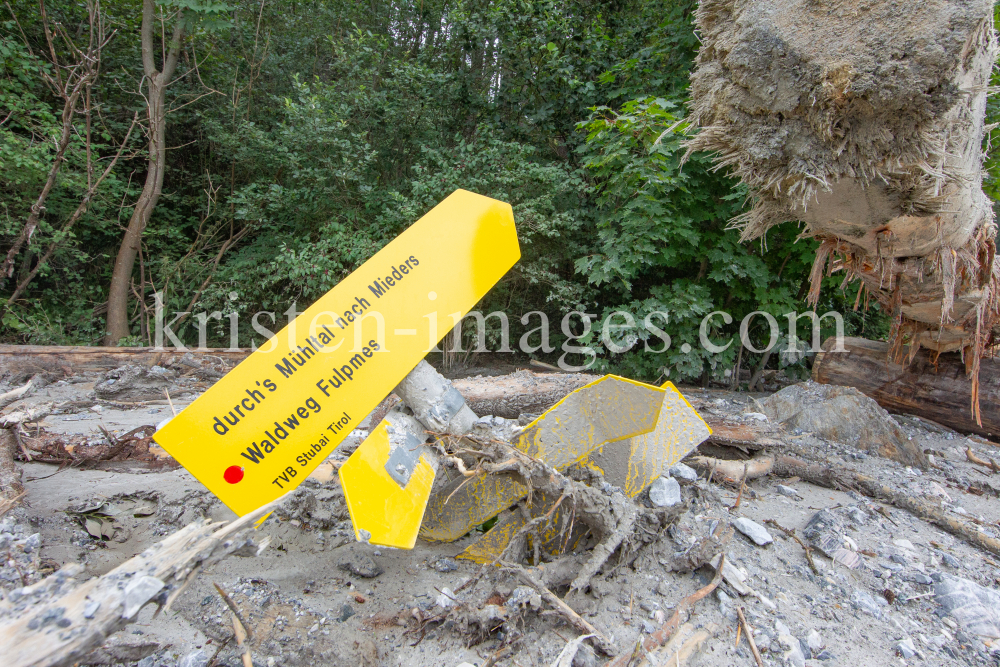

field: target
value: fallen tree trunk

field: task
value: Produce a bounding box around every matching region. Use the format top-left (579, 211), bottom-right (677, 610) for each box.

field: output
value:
top-left (0, 345), bottom-right (250, 376)
top-left (812, 336), bottom-right (1000, 438)
top-left (450, 370), bottom-right (598, 418)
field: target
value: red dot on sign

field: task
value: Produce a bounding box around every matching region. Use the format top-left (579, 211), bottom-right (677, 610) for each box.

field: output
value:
top-left (224, 466), bottom-right (244, 484)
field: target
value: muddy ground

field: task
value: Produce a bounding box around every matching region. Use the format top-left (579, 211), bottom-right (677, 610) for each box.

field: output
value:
top-left (1, 363), bottom-right (999, 667)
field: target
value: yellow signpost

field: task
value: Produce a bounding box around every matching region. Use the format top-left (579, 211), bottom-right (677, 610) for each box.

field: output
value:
top-left (153, 190), bottom-right (520, 516)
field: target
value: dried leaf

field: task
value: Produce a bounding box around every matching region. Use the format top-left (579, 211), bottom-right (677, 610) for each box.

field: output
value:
top-left (101, 521), bottom-right (115, 539)
top-left (85, 518), bottom-right (102, 538)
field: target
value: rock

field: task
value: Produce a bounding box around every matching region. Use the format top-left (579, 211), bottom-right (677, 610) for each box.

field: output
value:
top-left (337, 604), bottom-right (355, 622)
top-left (758, 383), bottom-right (927, 467)
top-left (832, 548), bottom-right (862, 569)
top-left (668, 462), bottom-right (698, 483)
top-left (776, 484), bottom-right (801, 498)
top-left (338, 553), bottom-right (382, 578)
top-left (432, 558), bottom-right (459, 573)
top-left (641, 619), bottom-right (657, 634)
top-left (649, 476), bottom-right (681, 507)
top-left (803, 509), bottom-right (846, 558)
top-left (733, 517), bottom-right (773, 546)
top-left (755, 633), bottom-right (771, 652)
top-left (807, 629), bottom-right (824, 652)
top-left (933, 573), bottom-right (1000, 639)
top-left (571, 644), bottom-right (597, 667)
top-left (178, 649), bottom-right (210, 667)
top-left (639, 599), bottom-right (660, 612)
top-left (655, 581), bottom-right (671, 596)
top-left (436, 587), bottom-right (457, 609)
top-left (910, 572), bottom-right (934, 585)
top-left (815, 649), bottom-right (835, 660)
top-left (851, 588), bottom-right (886, 618)
top-left (942, 553), bottom-right (961, 568)
top-left (896, 638), bottom-right (917, 659)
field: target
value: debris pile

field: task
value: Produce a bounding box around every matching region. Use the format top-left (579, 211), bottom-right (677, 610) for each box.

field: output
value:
top-left (0, 359), bottom-right (999, 666)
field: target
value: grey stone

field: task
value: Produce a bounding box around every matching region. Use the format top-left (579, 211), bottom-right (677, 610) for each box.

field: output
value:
top-left (891, 553), bottom-right (908, 565)
top-left (23, 533), bottom-right (40, 553)
top-left (934, 573), bottom-right (1000, 639)
top-left (733, 518), bottom-right (773, 546)
top-left (641, 619), bottom-right (657, 634)
top-left (759, 383), bottom-right (927, 466)
top-left (816, 649), bottom-right (835, 660)
top-left (178, 649), bottom-right (210, 667)
top-left (639, 599), bottom-right (660, 612)
top-left (803, 509), bottom-right (846, 558)
top-left (338, 553), bottom-right (383, 578)
top-left (432, 558), bottom-right (458, 573)
top-left (942, 553), bottom-right (961, 568)
top-left (655, 581), bottom-right (671, 596)
top-left (649, 476), bottom-right (682, 507)
top-left (896, 638), bottom-right (917, 659)
top-left (776, 484), bottom-right (801, 498)
top-left (571, 643), bottom-right (597, 667)
top-left (668, 463), bottom-right (698, 483)
top-left (338, 604), bottom-right (355, 622)
top-left (910, 572), bottom-right (934, 585)
top-left (851, 588), bottom-right (885, 618)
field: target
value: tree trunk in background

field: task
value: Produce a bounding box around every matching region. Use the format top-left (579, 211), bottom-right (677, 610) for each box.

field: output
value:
top-left (104, 0), bottom-right (184, 344)
top-left (812, 336), bottom-right (1000, 439)
top-left (685, 0), bottom-right (998, 412)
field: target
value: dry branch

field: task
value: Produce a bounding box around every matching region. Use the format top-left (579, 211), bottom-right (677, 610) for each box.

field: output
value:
top-left (606, 556), bottom-right (725, 667)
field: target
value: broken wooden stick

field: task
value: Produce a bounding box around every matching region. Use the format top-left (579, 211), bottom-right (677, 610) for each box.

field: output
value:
top-left (0, 494), bottom-right (283, 667)
top-left (772, 455), bottom-right (1000, 558)
top-left (763, 518), bottom-right (819, 575)
top-left (605, 556), bottom-right (725, 667)
top-left (737, 607), bottom-right (764, 667)
top-left (510, 563), bottom-right (615, 657)
top-left (966, 447), bottom-right (1000, 474)
top-left (230, 610), bottom-right (254, 667)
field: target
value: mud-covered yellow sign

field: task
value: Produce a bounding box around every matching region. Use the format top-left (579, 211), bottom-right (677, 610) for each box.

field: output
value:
top-left (153, 190), bottom-right (520, 516)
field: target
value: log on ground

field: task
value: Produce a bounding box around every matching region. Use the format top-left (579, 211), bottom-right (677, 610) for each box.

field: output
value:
top-left (812, 336), bottom-right (1000, 439)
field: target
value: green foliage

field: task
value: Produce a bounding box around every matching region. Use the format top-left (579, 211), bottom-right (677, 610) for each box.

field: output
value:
top-left (0, 0), bottom-right (915, 381)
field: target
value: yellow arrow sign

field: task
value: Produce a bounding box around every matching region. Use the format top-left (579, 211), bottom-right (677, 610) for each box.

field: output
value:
top-left (153, 190), bottom-right (520, 516)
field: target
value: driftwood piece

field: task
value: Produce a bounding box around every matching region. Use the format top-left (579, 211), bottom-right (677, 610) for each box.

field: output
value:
top-left (771, 455), bottom-right (1000, 558)
top-left (0, 498), bottom-right (278, 667)
top-left (689, 456), bottom-right (774, 485)
top-left (0, 345), bottom-right (250, 376)
top-left (0, 375), bottom-right (47, 411)
top-left (812, 337), bottom-right (1000, 438)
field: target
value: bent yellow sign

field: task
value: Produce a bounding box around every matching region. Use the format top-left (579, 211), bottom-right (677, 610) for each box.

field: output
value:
top-left (153, 190), bottom-right (520, 516)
